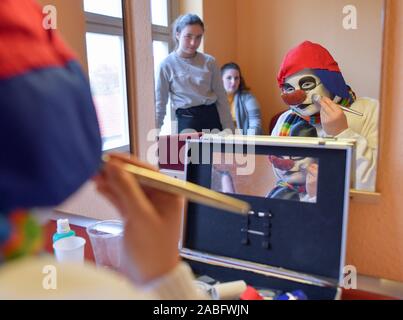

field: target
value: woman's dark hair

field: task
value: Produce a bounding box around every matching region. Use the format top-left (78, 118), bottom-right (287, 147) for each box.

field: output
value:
top-left (172, 14), bottom-right (205, 49)
top-left (221, 62), bottom-right (250, 93)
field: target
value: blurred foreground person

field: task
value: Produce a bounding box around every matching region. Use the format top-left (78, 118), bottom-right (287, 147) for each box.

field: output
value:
top-left (0, 0), bottom-right (203, 300)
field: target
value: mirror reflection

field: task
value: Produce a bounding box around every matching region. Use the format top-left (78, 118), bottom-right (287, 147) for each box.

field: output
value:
top-left (211, 153), bottom-right (319, 203)
top-left (151, 0), bottom-right (384, 192)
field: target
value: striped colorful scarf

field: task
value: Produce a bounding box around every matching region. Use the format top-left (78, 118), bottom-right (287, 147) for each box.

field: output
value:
top-left (279, 112), bottom-right (318, 136)
top-left (277, 181), bottom-right (306, 194)
top-left (0, 210), bottom-right (43, 263)
top-left (335, 87), bottom-right (357, 107)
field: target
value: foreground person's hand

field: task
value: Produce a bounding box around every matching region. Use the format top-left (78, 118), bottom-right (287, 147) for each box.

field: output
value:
top-left (94, 154), bottom-right (184, 284)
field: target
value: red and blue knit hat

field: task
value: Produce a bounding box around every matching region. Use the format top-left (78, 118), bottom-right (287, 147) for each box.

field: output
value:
top-left (0, 1), bottom-right (102, 263)
top-left (277, 41), bottom-right (355, 104)
top-left (0, 0), bottom-right (102, 213)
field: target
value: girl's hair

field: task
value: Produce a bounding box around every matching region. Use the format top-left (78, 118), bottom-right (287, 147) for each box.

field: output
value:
top-left (172, 14), bottom-right (204, 49)
top-left (221, 62), bottom-right (250, 93)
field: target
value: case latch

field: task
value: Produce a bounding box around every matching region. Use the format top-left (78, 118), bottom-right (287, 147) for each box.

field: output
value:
top-left (241, 211), bottom-right (273, 249)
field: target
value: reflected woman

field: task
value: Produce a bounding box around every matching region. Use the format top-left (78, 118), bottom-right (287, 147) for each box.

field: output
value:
top-left (155, 14), bottom-right (234, 134)
top-left (221, 62), bottom-right (263, 135)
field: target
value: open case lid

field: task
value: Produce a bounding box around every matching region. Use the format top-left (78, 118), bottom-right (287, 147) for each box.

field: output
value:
top-left (180, 135), bottom-right (354, 287)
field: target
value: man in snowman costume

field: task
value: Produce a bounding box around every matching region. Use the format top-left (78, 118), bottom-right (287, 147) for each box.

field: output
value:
top-left (271, 41), bottom-right (379, 191)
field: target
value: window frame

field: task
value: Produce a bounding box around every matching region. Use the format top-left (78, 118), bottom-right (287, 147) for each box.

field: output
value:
top-left (84, 5), bottom-right (131, 153)
top-left (85, 12), bottom-right (124, 36)
top-left (150, 0), bottom-right (179, 135)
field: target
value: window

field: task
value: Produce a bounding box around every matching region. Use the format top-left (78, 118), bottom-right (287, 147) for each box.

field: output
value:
top-left (151, 0), bottom-right (169, 26)
top-left (84, 0), bottom-right (122, 18)
top-left (84, 0), bottom-right (130, 152)
top-left (151, 0), bottom-right (178, 135)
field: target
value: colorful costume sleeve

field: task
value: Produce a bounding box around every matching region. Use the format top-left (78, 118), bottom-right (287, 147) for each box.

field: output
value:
top-left (0, 0), bottom-right (102, 212)
top-left (0, 257), bottom-right (207, 299)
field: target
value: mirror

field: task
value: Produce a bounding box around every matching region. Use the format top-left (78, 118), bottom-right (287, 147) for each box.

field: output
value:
top-left (211, 152), bottom-right (320, 203)
top-left (203, 0), bottom-right (384, 194)
top-left (151, 0), bottom-right (384, 193)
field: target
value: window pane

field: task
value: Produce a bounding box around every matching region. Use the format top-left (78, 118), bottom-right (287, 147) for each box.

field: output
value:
top-left (151, 0), bottom-right (168, 27)
top-left (153, 40), bottom-right (169, 79)
top-left (84, 0), bottom-right (122, 18)
top-left (153, 40), bottom-right (172, 135)
top-left (86, 32), bottom-right (130, 151)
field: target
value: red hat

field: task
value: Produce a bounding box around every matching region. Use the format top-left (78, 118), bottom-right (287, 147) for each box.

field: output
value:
top-left (277, 41), bottom-right (341, 87)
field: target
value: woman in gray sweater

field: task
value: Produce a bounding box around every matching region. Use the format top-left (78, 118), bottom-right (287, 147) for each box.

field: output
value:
top-left (221, 62), bottom-right (263, 135)
top-left (155, 14), bottom-right (234, 134)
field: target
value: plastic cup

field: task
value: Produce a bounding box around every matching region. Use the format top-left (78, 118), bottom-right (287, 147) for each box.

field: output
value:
top-left (53, 236), bottom-right (86, 264)
top-left (86, 220), bottom-right (124, 271)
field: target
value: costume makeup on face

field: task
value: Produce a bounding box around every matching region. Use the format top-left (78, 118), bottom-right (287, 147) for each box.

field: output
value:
top-left (268, 155), bottom-right (316, 185)
top-left (276, 41), bottom-right (357, 138)
top-left (281, 69), bottom-right (331, 117)
top-left (277, 41), bottom-right (356, 123)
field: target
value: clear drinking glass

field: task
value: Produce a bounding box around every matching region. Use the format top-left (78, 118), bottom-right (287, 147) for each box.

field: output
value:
top-left (86, 220), bottom-right (124, 271)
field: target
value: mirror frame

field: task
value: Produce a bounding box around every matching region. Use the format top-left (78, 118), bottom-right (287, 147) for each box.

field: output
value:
top-left (350, 0), bottom-right (387, 202)
top-left (122, 0), bottom-right (387, 201)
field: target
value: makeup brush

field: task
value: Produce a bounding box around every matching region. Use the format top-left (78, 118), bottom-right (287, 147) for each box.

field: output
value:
top-left (312, 94), bottom-right (363, 117)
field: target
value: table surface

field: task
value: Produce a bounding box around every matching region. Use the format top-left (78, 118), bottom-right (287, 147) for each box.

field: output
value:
top-left (45, 213), bottom-right (402, 300)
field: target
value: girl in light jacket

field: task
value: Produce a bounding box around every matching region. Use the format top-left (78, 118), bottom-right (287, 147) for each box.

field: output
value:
top-left (221, 62), bottom-right (263, 135)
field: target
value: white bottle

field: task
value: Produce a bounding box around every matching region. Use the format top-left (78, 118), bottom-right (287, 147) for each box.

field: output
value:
top-left (53, 219), bottom-right (76, 243)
